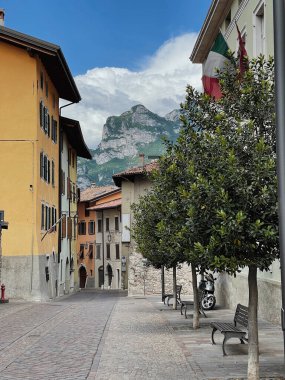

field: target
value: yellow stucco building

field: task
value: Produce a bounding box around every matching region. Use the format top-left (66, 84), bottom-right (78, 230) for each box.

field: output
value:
top-left (0, 23), bottom-right (81, 300)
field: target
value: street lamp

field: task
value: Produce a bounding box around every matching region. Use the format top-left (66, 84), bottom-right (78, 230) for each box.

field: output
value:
top-left (273, 0), bottom-right (285, 357)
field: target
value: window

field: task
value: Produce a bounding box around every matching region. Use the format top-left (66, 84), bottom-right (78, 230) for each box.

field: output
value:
top-left (106, 217), bottom-right (110, 232)
top-left (40, 152), bottom-right (43, 178)
top-left (52, 207), bottom-right (57, 231)
top-left (51, 117), bottom-right (57, 143)
top-left (115, 216), bottom-right (119, 231)
top-left (106, 244), bottom-right (110, 259)
top-left (88, 244), bottom-right (94, 259)
top-left (225, 10), bottom-right (231, 30)
top-left (67, 217), bottom-right (72, 239)
top-left (79, 244), bottom-right (84, 259)
top-left (39, 101), bottom-right (44, 128)
top-left (52, 93), bottom-right (56, 109)
top-left (96, 244), bottom-right (101, 259)
top-left (85, 206), bottom-right (90, 217)
top-left (62, 215), bottom-right (66, 239)
top-left (254, 2), bottom-right (265, 56)
top-left (47, 159), bottom-right (50, 184)
top-left (72, 152), bottom-right (75, 168)
top-left (97, 219), bottom-right (102, 233)
top-left (73, 218), bottom-right (77, 239)
top-left (40, 72), bottom-right (44, 90)
top-left (45, 205), bottom-right (48, 230)
top-left (67, 178), bottom-right (71, 199)
top-left (61, 170), bottom-right (65, 195)
top-left (41, 204), bottom-right (45, 230)
top-left (116, 244), bottom-right (120, 260)
top-left (52, 161), bottom-right (55, 187)
top-left (78, 221), bottom-right (86, 235)
top-left (45, 80), bottom-right (48, 98)
top-left (88, 221), bottom-right (95, 235)
top-left (40, 152), bottom-right (51, 185)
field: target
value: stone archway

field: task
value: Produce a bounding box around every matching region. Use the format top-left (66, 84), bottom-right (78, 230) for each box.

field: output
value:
top-left (79, 265), bottom-right (87, 289)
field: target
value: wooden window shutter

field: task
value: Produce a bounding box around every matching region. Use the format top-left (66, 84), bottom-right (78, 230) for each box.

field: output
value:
top-left (54, 120), bottom-right (57, 143)
top-left (40, 152), bottom-right (43, 178)
top-left (47, 160), bottom-right (50, 183)
top-left (62, 216), bottom-right (66, 238)
top-left (67, 217), bottom-right (72, 239)
top-left (39, 101), bottom-right (43, 128)
top-left (52, 161), bottom-right (55, 186)
top-left (47, 113), bottom-right (50, 137)
top-left (67, 177), bottom-right (71, 199)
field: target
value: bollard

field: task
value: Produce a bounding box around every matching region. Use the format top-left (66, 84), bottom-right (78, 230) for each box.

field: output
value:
top-left (0, 283), bottom-right (9, 303)
top-left (1, 284), bottom-right (5, 300)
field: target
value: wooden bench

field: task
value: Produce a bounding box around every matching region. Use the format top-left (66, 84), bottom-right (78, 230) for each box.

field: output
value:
top-left (211, 303), bottom-right (248, 356)
top-left (180, 290), bottom-right (207, 318)
top-left (163, 285), bottom-right (182, 306)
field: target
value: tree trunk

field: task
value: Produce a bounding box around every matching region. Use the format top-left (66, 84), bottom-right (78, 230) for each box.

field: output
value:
top-left (247, 265), bottom-right (259, 380)
top-left (173, 266), bottom-right (177, 310)
top-left (161, 265), bottom-right (165, 302)
top-left (191, 263), bottom-right (200, 329)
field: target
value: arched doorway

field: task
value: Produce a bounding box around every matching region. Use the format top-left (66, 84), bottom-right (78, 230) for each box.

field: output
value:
top-left (79, 265), bottom-right (87, 288)
top-left (98, 266), bottom-right (104, 288)
top-left (107, 264), bottom-right (113, 288)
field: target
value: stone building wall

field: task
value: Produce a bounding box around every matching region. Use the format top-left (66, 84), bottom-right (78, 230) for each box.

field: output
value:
top-left (128, 250), bottom-right (193, 296)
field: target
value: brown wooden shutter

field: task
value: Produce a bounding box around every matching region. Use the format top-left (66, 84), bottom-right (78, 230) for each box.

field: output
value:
top-left (67, 217), bottom-right (72, 239)
top-left (62, 216), bottom-right (66, 238)
top-left (67, 177), bottom-right (71, 199)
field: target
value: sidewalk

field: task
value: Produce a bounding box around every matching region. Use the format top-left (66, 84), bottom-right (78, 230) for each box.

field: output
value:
top-left (92, 294), bottom-right (285, 380)
top-left (150, 295), bottom-right (285, 379)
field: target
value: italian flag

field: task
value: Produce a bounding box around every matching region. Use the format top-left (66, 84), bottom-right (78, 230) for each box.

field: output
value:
top-left (202, 32), bottom-right (231, 99)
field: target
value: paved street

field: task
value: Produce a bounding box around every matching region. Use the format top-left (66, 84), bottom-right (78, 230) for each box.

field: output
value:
top-left (0, 290), bottom-right (284, 380)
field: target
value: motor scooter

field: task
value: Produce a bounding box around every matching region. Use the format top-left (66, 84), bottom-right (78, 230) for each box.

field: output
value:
top-left (198, 273), bottom-right (216, 310)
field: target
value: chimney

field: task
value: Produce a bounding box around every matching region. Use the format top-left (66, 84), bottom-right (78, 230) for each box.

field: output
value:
top-left (139, 153), bottom-right (145, 167)
top-left (0, 9), bottom-right (4, 26)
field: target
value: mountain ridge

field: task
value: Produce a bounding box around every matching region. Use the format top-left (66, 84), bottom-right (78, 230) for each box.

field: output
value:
top-left (77, 104), bottom-right (181, 188)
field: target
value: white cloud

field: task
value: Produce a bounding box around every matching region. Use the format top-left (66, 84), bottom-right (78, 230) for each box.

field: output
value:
top-left (62, 33), bottom-right (202, 149)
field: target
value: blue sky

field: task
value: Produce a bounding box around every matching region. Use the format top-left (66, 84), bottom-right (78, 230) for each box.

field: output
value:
top-left (1, 0), bottom-right (212, 147)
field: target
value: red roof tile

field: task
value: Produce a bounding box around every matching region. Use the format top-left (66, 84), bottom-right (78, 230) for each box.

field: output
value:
top-left (80, 185), bottom-right (119, 202)
top-left (87, 198), bottom-right (121, 211)
top-left (112, 161), bottom-right (159, 178)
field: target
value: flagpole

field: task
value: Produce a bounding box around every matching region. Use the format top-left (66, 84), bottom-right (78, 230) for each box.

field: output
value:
top-left (41, 215), bottom-right (65, 242)
top-left (273, 0), bottom-right (285, 357)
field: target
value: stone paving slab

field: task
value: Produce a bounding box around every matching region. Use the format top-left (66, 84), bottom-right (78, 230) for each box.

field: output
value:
top-left (150, 296), bottom-right (285, 380)
top-left (0, 291), bottom-right (284, 380)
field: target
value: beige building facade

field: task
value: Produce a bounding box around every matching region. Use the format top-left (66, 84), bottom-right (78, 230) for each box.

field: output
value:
top-left (113, 162), bottom-right (193, 296)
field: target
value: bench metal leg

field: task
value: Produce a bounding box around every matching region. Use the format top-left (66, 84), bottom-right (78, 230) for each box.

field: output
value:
top-left (222, 335), bottom-right (229, 356)
top-left (211, 327), bottom-right (217, 345)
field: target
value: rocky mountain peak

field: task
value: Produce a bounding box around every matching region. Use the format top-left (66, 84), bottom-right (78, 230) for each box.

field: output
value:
top-left (77, 104), bottom-right (181, 188)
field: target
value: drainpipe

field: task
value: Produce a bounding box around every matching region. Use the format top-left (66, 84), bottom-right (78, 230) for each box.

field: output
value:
top-left (102, 210), bottom-right (105, 288)
top-left (273, 0), bottom-right (285, 358)
top-left (58, 102), bottom-right (74, 266)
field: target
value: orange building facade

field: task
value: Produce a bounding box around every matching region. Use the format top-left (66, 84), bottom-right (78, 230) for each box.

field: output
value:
top-left (77, 185), bottom-right (121, 288)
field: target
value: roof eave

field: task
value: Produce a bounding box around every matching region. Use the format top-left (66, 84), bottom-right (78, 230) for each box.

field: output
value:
top-left (190, 0), bottom-right (234, 63)
top-left (0, 26), bottom-right (81, 102)
top-left (60, 116), bottom-right (92, 159)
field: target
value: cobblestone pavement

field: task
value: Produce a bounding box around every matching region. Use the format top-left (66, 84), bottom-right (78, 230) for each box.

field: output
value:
top-left (0, 290), bottom-right (284, 380)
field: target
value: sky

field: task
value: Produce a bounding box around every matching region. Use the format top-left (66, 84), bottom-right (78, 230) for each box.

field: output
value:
top-left (1, 0), bottom-right (212, 148)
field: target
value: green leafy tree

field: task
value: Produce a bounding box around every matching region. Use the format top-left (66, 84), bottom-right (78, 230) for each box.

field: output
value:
top-left (178, 55), bottom-right (277, 380)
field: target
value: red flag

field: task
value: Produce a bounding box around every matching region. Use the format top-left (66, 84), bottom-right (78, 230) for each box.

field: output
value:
top-left (236, 22), bottom-right (248, 75)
